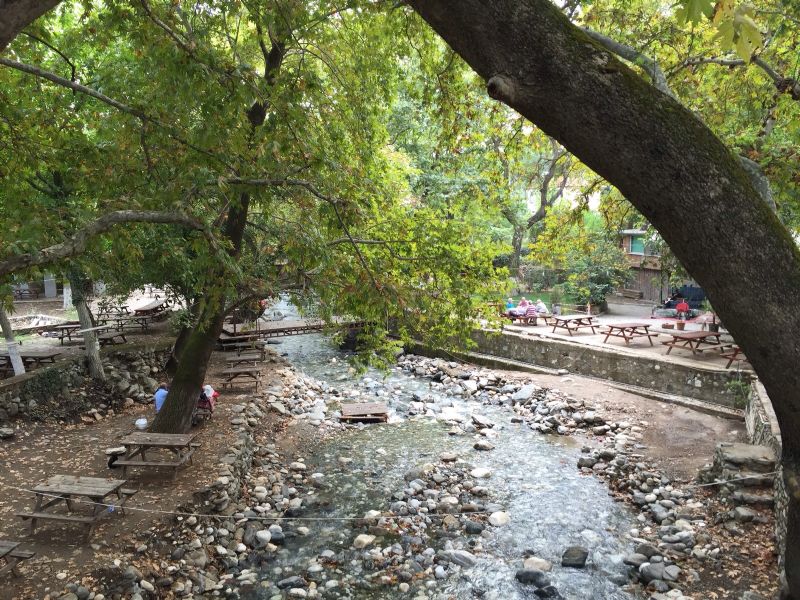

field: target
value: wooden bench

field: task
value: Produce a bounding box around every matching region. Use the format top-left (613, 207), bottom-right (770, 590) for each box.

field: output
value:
top-left (621, 288), bottom-right (644, 299)
top-left (16, 512), bottom-right (98, 539)
top-left (13, 289), bottom-right (39, 300)
top-left (720, 346), bottom-right (749, 369)
top-left (115, 435), bottom-right (200, 478)
top-left (0, 541), bottom-right (35, 578)
top-left (98, 332), bottom-right (127, 346)
top-left (220, 367), bottom-right (261, 390)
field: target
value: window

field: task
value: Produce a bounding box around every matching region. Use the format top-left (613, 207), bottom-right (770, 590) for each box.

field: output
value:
top-left (629, 235), bottom-right (645, 254)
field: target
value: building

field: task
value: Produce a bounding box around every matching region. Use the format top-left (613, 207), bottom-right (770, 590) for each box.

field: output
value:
top-left (619, 229), bottom-right (669, 302)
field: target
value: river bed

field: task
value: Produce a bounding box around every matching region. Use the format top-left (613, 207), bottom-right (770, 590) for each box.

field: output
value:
top-left (260, 329), bottom-right (638, 600)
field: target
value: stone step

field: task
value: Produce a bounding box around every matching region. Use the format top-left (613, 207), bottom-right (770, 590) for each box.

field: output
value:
top-left (731, 490), bottom-right (775, 507)
top-left (719, 468), bottom-right (776, 488)
top-left (713, 443), bottom-right (776, 474)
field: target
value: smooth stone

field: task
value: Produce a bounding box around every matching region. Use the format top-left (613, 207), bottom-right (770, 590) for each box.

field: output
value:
top-left (561, 546), bottom-right (588, 568)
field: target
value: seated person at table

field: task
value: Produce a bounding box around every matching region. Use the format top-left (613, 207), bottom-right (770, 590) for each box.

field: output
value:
top-left (505, 297), bottom-right (516, 310)
top-left (197, 384), bottom-right (220, 413)
top-left (510, 297), bottom-right (530, 316)
top-left (534, 299), bottom-right (549, 314)
top-left (154, 382), bottom-right (169, 412)
top-left (675, 299), bottom-right (690, 320)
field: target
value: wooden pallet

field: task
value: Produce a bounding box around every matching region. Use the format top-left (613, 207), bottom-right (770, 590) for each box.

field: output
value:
top-left (340, 402), bottom-right (388, 423)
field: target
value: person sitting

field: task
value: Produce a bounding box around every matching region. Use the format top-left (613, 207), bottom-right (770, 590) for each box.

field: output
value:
top-left (534, 298), bottom-right (549, 314)
top-left (505, 297), bottom-right (515, 310)
top-left (510, 297), bottom-right (530, 316)
top-left (675, 299), bottom-right (690, 320)
top-left (154, 382), bottom-right (169, 413)
top-left (197, 384), bottom-right (219, 413)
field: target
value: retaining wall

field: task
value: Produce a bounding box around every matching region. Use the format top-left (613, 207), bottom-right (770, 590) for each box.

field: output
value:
top-left (745, 381), bottom-right (787, 567)
top-left (471, 330), bottom-right (747, 408)
top-left (0, 341), bottom-right (172, 426)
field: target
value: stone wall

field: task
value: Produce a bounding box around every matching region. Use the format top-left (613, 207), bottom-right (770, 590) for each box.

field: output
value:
top-left (745, 381), bottom-right (787, 567)
top-left (0, 342), bottom-right (172, 426)
top-left (470, 330), bottom-right (748, 408)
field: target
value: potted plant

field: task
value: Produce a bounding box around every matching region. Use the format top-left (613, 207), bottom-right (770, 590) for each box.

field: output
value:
top-left (701, 299), bottom-right (720, 332)
top-left (676, 320), bottom-right (686, 331)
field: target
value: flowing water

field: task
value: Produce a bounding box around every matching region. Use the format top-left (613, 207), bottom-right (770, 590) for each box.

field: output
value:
top-left (260, 305), bottom-right (637, 599)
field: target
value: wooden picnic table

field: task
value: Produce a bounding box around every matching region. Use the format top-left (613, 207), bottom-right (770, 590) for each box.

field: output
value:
top-left (100, 314), bottom-right (152, 332)
top-left (340, 401), bottom-right (389, 423)
top-left (225, 353), bottom-right (263, 367)
top-left (550, 314), bottom-right (599, 336)
top-left (601, 322), bottom-right (659, 346)
top-left (661, 330), bottom-right (727, 356)
top-left (0, 350), bottom-right (62, 370)
top-left (54, 323), bottom-right (81, 345)
top-left (115, 432), bottom-right (199, 478)
top-left (220, 366), bottom-right (262, 390)
top-left (16, 475), bottom-right (131, 540)
top-left (0, 540), bottom-right (35, 578)
top-left (720, 345), bottom-right (749, 368)
top-left (133, 299), bottom-right (167, 316)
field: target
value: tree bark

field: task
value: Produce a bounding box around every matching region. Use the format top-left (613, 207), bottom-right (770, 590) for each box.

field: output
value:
top-left (0, 305), bottom-right (25, 376)
top-left (149, 195), bottom-right (250, 433)
top-left (408, 1), bottom-right (800, 596)
top-left (0, 0), bottom-right (62, 52)
top-left (67, 268), bottom-right (105, 380)
top-left (508, 224), bottom-right (525, 278)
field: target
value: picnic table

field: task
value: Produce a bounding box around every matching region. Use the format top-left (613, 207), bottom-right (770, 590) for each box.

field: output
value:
top-left (114, 432), bottom-right (199, 478)
top-left (100, 314), bottom-right (153, 332)
top-left (133, 299), bottom-right (167, 316)
top-left (720, 345), bottom-right (749, 368)
top-left (0, 540), bottom-right (34, 578)
top-left (54, 323), bottom-right (81, 345)
top-left (550, 314), bottom-right (599, 336)
top-left (601, 322), bottom-right (659, 346)
top-left (220, 366), bottom-right (262, 390)
top-left (13, 289), bottom-right (39, 300)
top-left (225, 352), bottom-right (263, 368)
top-left (16, 475), bottom-right (133, 540)
top-left (0, 350), bottom-right (62, 371)
top-left (661, 330), bottom-right (727, 356)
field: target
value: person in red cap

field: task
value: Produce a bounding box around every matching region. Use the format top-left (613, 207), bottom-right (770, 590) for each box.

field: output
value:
top-left (675, 298), bottom-right (690, 320)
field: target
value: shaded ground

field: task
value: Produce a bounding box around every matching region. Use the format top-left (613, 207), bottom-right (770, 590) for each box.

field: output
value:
top-left (0, 351), bottom-right (272, 600)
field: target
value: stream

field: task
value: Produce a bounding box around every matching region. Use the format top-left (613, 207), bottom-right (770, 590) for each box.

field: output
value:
top-left (253, 309), bottom-right (639, 599)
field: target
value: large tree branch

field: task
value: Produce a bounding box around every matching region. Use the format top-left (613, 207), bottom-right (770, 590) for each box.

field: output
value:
top-left (0, 0), bottom-right (62, 52)
top-left (0, 210), bottom-right (211, 278)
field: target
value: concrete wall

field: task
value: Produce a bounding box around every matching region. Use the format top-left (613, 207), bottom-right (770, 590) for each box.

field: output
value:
top-left (471, 330), bottom-right (747, 407)
top-left (745, 381), bottom-right (786, 567)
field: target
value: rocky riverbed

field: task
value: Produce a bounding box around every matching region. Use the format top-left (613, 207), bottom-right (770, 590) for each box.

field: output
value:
top-left (47, 335), bottom-right (778, 600)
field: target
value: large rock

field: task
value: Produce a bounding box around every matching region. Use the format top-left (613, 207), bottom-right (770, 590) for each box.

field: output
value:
top-left (524, 557), bottom-right (552, 572)
top-left (353, 534), bottom-right (376, 549)
top-left (515, 569), bottom-right (550, 587)
top-left (512, 384), bottom-right (537, 403)
top-left (440, 550), bottom-right (478, 568)
top-left (713, 443), bottom-right (776, 473)
top-left (488, 511), bottom-right (510, 526)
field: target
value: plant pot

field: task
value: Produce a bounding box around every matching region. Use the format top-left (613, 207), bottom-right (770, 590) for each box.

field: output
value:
top-left (676, 321), bottom-right (686, 330)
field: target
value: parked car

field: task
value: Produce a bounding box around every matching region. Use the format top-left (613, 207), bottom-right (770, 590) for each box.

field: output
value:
top-left (664, 285), bottom-right (706, 310)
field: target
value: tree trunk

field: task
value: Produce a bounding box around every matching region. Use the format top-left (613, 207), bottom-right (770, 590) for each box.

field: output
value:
top-left (509, 224), bottom-right (525, 278)
top-left (0, 305), bottom-right (25, 376)
top-left (67, 268), bottom-right (105, 380)
top-left (408, 2), bottom-right (800, 596)
top-left (164, 300), bottom-right (202, 376)
top-left (150, 195), bottom-right (250, 433)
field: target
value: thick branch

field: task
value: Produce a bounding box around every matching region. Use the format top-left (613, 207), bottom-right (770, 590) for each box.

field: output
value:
top-left (0, 210), bottom-right (209, 278)
top-left (0, 0), bottom-right (62, 52)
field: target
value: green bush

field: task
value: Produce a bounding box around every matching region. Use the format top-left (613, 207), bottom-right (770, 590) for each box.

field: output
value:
top-left (563, 238), bottom-right (631, 305)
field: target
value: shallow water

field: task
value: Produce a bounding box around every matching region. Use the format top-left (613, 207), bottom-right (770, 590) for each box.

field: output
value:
top-left (260, 303), bottom-right (637, 599)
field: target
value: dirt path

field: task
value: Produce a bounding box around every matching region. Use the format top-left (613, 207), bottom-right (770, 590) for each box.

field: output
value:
top-left (0, 351), bottom-right (271, 600)
top-left (492, 370), bottom-right (745, 480)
